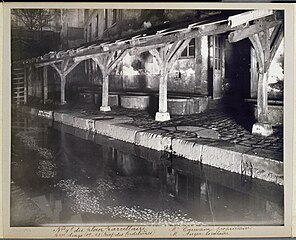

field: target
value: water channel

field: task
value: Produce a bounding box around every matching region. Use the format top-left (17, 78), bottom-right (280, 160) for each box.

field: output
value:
top-left (10, 112), bottom-right (284, 226)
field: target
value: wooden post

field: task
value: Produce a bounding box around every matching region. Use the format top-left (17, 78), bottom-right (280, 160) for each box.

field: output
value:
top-left (60, 74), bottom-right (66, 105)
top-left (155, 65), bottom-right (170, 121)
top-left (89, 51), bottom-right (128, 112)
top-left (249, 31), bottom-right (273, 136)
top-left (28, 65), bottom-right (32, 96)
top-left (149, 48), bottom-right (170, 122)
top-left (91, 55), bottom-right (111, 112)
top-left (100, 71), bottom-right (111, 111)
top-left (50, 60), bottom-right (77, 105)
top-left (159, 69), bottom-right (168, 113)
top-left (149, 39), bottom-right (191, 122)
top-left (43, 65), bottom-right (48, 104)
top-left (23, 64), bottom-right (28, 104)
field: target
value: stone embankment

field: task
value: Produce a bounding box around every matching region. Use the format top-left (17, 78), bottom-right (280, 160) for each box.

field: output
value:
top-left (13, 105), bottom-right (283, 185)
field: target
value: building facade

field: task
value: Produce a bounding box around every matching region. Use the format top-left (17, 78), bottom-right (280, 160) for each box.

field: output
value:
top-left (82, 9), bottom-right (283, 106)
top-left (15, 9), bottom-right (284, 135)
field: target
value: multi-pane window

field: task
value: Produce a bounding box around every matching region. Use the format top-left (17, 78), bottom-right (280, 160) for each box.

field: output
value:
top-left (112, 9), bottom-right (117, 24)
top-left (209, 35), bottom-right (222, 70)
top-left (180, 39), bottom-right (195, 58)
top-left (214, 36), bottom-right (221, 70)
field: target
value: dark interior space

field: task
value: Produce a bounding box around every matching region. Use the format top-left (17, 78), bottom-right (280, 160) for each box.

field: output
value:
top-left (222, 39), bottom-right (255, 132)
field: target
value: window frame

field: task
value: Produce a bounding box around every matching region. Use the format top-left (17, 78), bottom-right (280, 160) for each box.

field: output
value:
top-left (180, 38), bottom-right (196, 59)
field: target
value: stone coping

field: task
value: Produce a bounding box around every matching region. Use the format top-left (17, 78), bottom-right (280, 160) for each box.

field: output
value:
top-left (12, 104), bottom-right (283, 185)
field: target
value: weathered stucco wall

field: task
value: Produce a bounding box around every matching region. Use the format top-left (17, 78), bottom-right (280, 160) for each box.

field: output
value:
top-left (108, 38), bottom-right (209, 95)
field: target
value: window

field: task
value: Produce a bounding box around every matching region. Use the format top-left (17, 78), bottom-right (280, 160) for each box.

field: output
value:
top-left (104, 9), bottom-right (108, 30)
top-left (85, 28), bottom-right (88, 41)
top-left (180, 39), bottom-right (195, 58)
top-left (95, 14), bottom-right (99, 37)
top-left (214, 36), bottom-right (221, 70)
top-left (209, 35), bottom-right (222, 70)
top-left (112, 9), bottom-right (117, 24)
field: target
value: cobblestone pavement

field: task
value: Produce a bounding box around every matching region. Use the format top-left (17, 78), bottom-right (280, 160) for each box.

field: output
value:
top-left (32, 102), bottom-right (284, 162)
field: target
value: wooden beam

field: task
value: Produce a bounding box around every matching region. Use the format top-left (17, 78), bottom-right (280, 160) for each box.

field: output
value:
top-left (168, 39), bottom-right (192, 69)
top-left (107, 50), bottom-right (128, 73)
top-left (269, 24), bottom-right (284, 68)
top-left (128, 43), bottom-right (166, 55)
top-left (50, 63), bottom-right (62, 77)
top-left (149, 49), bottom-right (163, 68)
top-left (62, 58), bottom-right (70, 72)
top-left (64, 61), bottom-right (82, 77)
top-left (166, 40), bottom-right (183, 62)
top-left (106, 51), bottom-right (117, 67)
top-left (270, 24), bottom-right (281, 45)
top-left (249, 34), bottom-right (264, 70)
top-left (91, 54), bottom-right (110, 74)
top-left (35, 59), bottom-right (63, 68)
top-left (228, 20), bottom-right (282, 43)
top-left (228, 9), bottom-right (274, 28)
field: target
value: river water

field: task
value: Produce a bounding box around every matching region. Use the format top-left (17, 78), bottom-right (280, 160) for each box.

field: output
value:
top-left (10, 112), bottom-right (284, 226)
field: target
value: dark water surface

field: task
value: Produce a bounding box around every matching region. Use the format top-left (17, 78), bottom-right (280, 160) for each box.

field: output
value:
top-left (11, 112), bottom-right (284, 226)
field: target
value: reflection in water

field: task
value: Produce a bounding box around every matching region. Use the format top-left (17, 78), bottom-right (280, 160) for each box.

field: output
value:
top-left (10, 112), bottom-right (284, 226)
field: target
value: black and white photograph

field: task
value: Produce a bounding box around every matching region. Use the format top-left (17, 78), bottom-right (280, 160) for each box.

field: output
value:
top-left (2, 2), bottom-right (295, 238)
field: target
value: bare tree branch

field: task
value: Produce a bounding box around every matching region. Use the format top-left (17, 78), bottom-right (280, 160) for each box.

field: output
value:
top-left (11, 9), bottom-right (53, 31)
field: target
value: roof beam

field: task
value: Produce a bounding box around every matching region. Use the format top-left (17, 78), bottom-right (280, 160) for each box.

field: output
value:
top-left (228, 9), bottom-right (274, 28)
top-left (35, 59), bottom-right (63, 68)
top-left (228, 20), bottom-right (282, 43)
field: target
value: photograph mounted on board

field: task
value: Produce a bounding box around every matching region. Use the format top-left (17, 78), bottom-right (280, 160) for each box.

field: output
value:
top-left (4, 3), bottom-right (292, 239)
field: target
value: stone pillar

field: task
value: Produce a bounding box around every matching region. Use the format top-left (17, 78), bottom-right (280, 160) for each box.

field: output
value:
top-left (100, 72), bottom-right (111, 112)
top-left (43, 65), bottom-right (48, 104)
top-left (60, 74), bottom-right (67, 105)
top-left (155, 69), bottom-right (170, 121)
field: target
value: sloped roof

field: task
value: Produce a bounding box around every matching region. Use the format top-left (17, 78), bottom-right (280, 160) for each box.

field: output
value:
top-left (22, 9), bottom-right (276, 66)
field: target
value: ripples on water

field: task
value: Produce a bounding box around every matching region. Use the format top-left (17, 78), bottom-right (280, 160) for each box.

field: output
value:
top-left (11, 113), bottom-right (284, 226)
